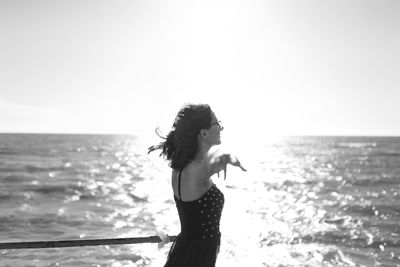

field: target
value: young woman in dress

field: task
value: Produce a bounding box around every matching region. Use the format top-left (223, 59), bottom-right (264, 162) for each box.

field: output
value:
top-left (148, 103), bottom-right (246, 266)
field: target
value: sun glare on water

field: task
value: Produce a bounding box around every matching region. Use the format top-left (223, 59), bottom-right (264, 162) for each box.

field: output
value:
top-left (209, 136), bottom-right (356, 266)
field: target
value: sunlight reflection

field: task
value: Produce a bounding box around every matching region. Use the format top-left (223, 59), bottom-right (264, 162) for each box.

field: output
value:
top-left (98, 135), bottom-right (364, 266)
top-left (213, 137), bottom-right (359, 266)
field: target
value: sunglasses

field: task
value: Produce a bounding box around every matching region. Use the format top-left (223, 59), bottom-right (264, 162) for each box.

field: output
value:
top-left (209, 120), bottom-right (223, 131)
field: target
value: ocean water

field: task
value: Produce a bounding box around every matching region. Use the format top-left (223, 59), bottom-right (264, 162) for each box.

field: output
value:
top-left (0, 134), bottom-right (399, 267)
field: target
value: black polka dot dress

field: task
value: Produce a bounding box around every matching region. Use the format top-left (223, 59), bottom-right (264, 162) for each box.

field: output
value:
top-left (164, 169), bottom-right (225, 267)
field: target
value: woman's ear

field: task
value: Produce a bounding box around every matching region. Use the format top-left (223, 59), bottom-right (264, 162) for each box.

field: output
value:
top-left (199, 129), bottom-right (207, 139)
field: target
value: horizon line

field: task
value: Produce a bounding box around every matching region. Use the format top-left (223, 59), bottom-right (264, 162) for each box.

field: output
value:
top-left (1, 132), bottom-right (400, 138)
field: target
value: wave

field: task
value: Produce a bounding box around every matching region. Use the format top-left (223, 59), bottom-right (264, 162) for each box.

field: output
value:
top-left (128, 193), bottom-right (148, 203)
top-left (0, 214), bottom-right (85, 231)
top-left (299, 230), bottom-right (400, 249)
top-left (373, 152), bottom-right (400, 157)
top-left (336, 142), bottom-right (377, 149)
top-left (29, 183), bottom-right (85, 195)
top-left (0, 164), bottom-right (68, 173)
top-left (0, 150), bottom-right (21, 156)
top-left (350, 178), bottom-right (400, 186)
top-left (258, 225), bottom-right (400, 251)
top-left (363, 220), bottom-right (400, 233)
top-left (0, 193), bottom-right (14, 202)
top-left (79, 193), bottom-right (98, 200)
top-left (1, 174), bottom-right (37, 183)
top-left (342, 203), bottom-right (400, 217)
top-left (23, 165), bottom-right (68, 173)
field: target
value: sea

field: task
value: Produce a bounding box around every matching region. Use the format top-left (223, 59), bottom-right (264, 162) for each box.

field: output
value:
top-left (0, 134), bottom-right (399, 267)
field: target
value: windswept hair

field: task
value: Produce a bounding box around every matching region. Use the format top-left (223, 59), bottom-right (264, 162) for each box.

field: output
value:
top-left (148, 103), bottom-right (212, 171)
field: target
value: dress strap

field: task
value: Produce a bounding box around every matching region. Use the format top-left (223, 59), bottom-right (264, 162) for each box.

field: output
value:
top-left (178, 159), bottom-right (188, 201)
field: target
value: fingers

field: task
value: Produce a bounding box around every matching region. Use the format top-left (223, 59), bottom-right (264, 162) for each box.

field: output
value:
top-left (238, 163), bottom-right (247, 172)
top-left (223, 164), bottom-right (227, 180)
top-left (232, 157), bottom-right (247, 171)
top-left (227, 155), bottom-right (247, 172)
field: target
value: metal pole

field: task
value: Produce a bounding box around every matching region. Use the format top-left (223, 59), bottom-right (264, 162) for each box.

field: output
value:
top-left (0, 235), bottom-right (177, 250)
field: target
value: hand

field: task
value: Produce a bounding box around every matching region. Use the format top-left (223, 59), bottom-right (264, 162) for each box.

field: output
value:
top-left (207, 147), bottom-right (247, 180)
top-left (218, 154), bottom-right (247, 180)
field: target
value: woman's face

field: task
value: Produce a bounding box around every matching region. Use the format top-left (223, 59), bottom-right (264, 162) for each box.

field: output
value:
top-left (207, 111), bottom-right (223, 145)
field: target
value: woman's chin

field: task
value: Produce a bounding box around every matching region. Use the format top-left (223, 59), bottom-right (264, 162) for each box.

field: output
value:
top-left (210, 140), bottom-right (221, 147)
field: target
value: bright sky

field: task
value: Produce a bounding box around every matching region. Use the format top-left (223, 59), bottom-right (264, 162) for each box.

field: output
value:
top-left (1, 0), bottom-right (399, 137)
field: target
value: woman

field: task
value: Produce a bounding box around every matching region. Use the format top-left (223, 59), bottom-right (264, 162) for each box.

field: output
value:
top-left (148, 103), bottom-right (246, 266)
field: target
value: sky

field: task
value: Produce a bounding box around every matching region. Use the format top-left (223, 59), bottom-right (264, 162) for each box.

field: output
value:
top-left (1, 0), bottom-right (399, 137)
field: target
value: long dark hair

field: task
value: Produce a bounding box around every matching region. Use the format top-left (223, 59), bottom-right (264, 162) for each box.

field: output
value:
top-left (148, 103), bottom-right (212, 171)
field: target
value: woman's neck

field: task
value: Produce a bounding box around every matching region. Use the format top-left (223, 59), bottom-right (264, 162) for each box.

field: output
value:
top-left (193, 142), bottom-right (211, 161)
top-left (192, 153), bottom-right (205, 161)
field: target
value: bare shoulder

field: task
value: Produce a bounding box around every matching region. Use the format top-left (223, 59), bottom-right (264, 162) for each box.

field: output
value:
top-left (171, 165), bottom-right (204, 187)
top-left (185, 161), bottom-right (210, 186)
